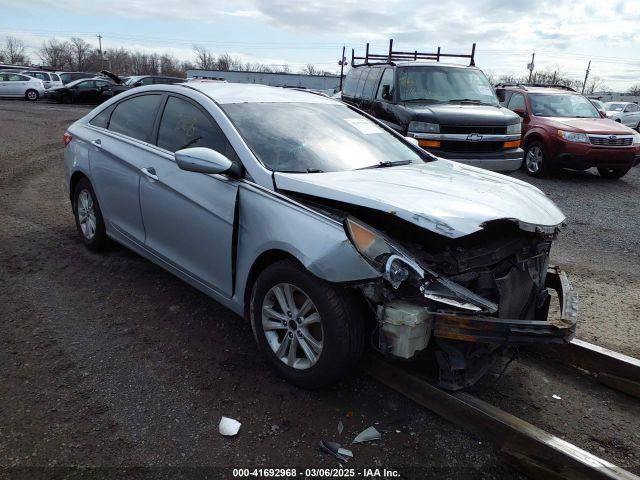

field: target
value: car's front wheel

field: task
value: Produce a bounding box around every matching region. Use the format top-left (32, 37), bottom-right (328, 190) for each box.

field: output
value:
top-left (73, 178), bottom-right (108, 250)
top-left (524, 141), bottom-right (551, 177)
top-left (250, 259), bottom-right (364, 388)
top-left (597, 166), bottom-right (630, 179)
top-left (25, 89), bottom-right (39, 101)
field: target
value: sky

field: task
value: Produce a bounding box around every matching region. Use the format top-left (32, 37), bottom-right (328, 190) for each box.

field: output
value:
top-left (2, 0), bottom-right (640, 90)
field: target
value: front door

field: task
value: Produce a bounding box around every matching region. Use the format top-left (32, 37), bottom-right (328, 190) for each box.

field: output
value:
top-left (138, 94), bottom-right (240, 296)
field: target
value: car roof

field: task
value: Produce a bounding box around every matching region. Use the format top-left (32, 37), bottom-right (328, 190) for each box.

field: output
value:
top-left (184, 82), bottom-right (338, 105)
top-left (500, 85), bottom-right (579, 95)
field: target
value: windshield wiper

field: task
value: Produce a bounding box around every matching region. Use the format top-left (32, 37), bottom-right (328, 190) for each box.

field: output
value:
top-left (448, 98), bottom-right (495, 105)
top-left (357, 160), bottom-right (413, 170)
top-left (404, 98), bottom-right (441, 103)
top-left (277, 168), bottom-right (325, 173)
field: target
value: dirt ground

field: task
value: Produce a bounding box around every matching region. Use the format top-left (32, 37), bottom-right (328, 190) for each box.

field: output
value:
top-left (1, 99), bottom-right (638, 479)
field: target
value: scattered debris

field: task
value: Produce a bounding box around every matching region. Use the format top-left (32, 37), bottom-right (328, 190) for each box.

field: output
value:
top-left (219, 416), bottom-right (241, 436)
top-left (319, 440), bottom-right (352, 461)
top-left (552, 394), bottom-right (562, 400)
top-left (337, 420), bottom-right (344, 435)
top-left (352, 426), bottom-right (381, 444)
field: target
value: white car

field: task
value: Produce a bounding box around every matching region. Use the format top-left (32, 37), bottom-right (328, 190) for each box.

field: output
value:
top-left (0, 72), bottom-right (45, 100)
top-left (22, 70), bottom-right (63, 90)
top-left (604, 102), bottom-right (640, 130)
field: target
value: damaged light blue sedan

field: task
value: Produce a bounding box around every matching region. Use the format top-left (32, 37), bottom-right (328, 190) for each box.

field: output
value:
top-left (63, 82), bottom-right (577, 390)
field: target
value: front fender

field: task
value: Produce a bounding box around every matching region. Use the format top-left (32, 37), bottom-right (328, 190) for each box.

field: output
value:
top-left (234, 183), bottom-right (380, 306)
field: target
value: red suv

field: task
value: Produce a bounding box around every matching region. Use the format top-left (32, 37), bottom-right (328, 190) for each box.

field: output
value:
top-left (495, 84), bottom-right (640, 179)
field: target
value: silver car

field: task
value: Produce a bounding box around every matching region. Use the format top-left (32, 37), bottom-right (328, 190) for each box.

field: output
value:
top-left (604, 102), bottom-right (640, 130)
top-left (63, 83), bottom-right (577, 390)
top-left (22, 70), bottom-right (63, 90)
top-left (0, 72), bottom-right (45, 100)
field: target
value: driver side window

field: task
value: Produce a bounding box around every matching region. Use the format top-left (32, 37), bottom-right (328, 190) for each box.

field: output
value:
top-left (156, 96), bottom-right (239, 163)
top-left (376, 68), bottom-right (394, 100)
top-left (507, 93), bottom-right (526, 112)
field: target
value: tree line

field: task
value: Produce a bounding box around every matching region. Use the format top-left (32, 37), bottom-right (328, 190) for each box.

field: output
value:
top-left (0, 35), bottom-right (332, 77)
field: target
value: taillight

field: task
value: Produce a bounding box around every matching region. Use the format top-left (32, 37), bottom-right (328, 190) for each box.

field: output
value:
top-left (63, 132), bottom-right (72, 147)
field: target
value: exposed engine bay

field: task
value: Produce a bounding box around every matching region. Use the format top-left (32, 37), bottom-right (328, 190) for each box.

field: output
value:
top-left (287, 192), bottom-right (578, 390)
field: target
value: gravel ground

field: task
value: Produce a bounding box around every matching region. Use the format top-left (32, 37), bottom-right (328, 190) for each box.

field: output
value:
top-left (1, 99), bottom-right (638, 479)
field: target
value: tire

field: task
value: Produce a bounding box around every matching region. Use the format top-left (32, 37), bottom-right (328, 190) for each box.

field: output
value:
top-left (597, 166), bottom-right (630, 179)
top-left (523, 141), bottom-right (551, 177)
top-left (25, 89), bottom-right (39, 101)
top-left (73, 178), bottom-right (108, 250)
top-left (249, 259), bottom-right (364, 389)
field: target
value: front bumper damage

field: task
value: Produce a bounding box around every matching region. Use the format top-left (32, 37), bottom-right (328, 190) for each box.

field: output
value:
top-left (433, 267), bottom-right (577, 345)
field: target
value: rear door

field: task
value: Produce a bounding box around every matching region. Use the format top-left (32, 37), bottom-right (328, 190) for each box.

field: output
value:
top-left (140, 94), bottom-right (240, 297)
top-left (6, 74), bottom-right (28, 96)
top-left (88, 93), bottom-right (164, 243)
top-left (74, 80), bottom-right (99, 102)
top-left (138, 94), bottom-right (240, 296)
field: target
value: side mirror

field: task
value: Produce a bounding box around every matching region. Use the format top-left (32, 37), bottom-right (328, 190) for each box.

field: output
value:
top-left (512, 108), bottom-right (527, 118)
top-left (382, 84), bottom-right (391, 101)
top-left (175, 147), bottom-right (240, 176)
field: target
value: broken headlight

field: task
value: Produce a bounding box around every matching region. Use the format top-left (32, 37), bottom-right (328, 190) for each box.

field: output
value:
top-left (345, 217), bottom-right (423, 287)
top-left (345, 217), bottom-right (498, 313)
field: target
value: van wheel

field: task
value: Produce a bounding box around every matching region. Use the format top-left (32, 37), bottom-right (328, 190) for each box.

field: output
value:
top-left (25, 89), bottom-right (39, 101)
top-left (249, 259), bottom-right (364, 389)
top-left (524, 141), bottom-right (550, 177)
top-left (73, 178), bottom-right (108, 250)
top-left (597, 167), bottom-right (630, 179)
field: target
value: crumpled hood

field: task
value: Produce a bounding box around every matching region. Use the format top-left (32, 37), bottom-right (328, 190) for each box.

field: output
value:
top-left (274, 160), bottom-right (566, 238)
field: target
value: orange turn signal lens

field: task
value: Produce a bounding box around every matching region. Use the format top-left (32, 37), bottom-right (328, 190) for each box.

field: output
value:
top-left (503, 140), bottom-right (521, 149)
top-left (418, 140), bottom-right (441, 148)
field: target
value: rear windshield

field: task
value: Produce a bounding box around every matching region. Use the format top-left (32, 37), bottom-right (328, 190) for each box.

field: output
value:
top-left (397, 66), bottom-right (498, 106)
top-left (530, 93), bottom-right (600, 118)
top-left (222, 102), bottom-right (425, 173)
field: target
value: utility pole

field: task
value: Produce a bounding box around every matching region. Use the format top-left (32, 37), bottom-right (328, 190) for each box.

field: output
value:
top-left (581, 60), bottom-right (591, 94)
top-left (97, 33), bottom-right (103, 70)
top-left (338, 45), bottom-right (346, 91)
top-left (527, 52), bottom-right (535, 82)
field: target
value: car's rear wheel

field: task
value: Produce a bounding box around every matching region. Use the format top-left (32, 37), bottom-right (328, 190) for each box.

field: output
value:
top-left (25, 89), bottom-right (39, 101)
top-left (249, 259), bottom-right (364, 389)
top-left (73, 178), bottom-right (108, 250)
top-left (597, 166), bottom-right (630, 179)
top-left (524, 141), bottom-right (550, 177)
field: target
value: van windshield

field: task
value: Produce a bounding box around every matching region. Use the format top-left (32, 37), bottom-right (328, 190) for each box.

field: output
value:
top-left (397, 66), bottom-right (498, 106)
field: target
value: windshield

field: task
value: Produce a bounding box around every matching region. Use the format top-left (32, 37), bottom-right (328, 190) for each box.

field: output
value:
top-left (529, 93), bottom-right (600, 118)
top-left (222, 102), bottom-right (425, 173)
top-left (604, 103), bottom-right (625, 111)
top-left (397, 66), bottom-right (498, 105)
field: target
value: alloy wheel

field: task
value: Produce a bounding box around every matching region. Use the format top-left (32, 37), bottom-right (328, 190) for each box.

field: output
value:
top-left (26, 90), bottom-right (38, 100)
top-left (261, 283), bottom-right (323, 370)
top-left (526, 146), bottom-right (543, 174)
top-left (77, 189), bottom-right (97, 240)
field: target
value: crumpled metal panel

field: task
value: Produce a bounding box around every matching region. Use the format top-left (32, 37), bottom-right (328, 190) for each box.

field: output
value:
top-left (275, 160), bottom-right (566, 238)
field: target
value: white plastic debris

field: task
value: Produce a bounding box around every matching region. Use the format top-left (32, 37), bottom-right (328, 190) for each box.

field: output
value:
top-left (219, 416), bottom-right (241, 436)
top-left (337, 420), bottom-right (344, 435)
top-left (352, 426), bottom-right (381, 444)
top-left (552, 394), bottom-right (562, 400)
top-left (337, 447), bottom-right (353, 459)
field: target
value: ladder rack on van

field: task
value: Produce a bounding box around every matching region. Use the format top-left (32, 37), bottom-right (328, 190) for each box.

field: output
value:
top-left (351, 39), bottom-right (476, 67)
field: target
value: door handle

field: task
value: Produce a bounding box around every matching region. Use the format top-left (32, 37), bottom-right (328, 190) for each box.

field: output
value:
top-left (141, 167), bottom-right (158, 181)
top-left (91, 139), bottom-right (102, 148)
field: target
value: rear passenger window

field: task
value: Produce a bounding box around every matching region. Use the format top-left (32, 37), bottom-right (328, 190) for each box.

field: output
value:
top-left (376, 68), bottom-right (394, 100)
top-left (156, 96), bottom-right (239, 162)
top-left (361, 67), bottom-right (381, 100)
top-left (90, 104), bottom-right (116, 128)
top-left (51, 73), bottom-right (60, 81)
top-left (108, 94), bottom-right (162, 142)
top-left (343, 69), bottom-right (362, 97)
top-left (355, 68), bottom-right (371, 98)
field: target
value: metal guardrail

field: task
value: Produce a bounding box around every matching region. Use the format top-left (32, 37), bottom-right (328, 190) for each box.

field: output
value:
top-left (364, 354), bottom-right (639, 480)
